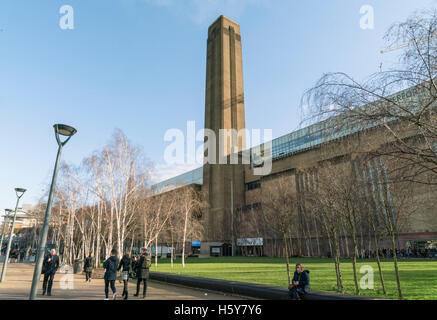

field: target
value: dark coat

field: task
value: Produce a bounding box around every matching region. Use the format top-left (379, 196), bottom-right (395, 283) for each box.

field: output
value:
top-left (131, 258), bottom-right (139, 276)
top-left (83, 256), bottom-right (95, 272)
top-left (292, 270), bottom-right (310, 293)
top-left (118, 255), bottom-right (132, 272)
top-left (103, 256), bottom-right (119, 281)
top-left (43, 254), bottom-right (60, 275)
top-left (136, 254), bottom-right (151, 279)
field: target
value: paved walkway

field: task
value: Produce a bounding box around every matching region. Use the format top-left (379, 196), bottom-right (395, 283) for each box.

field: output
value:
top-left (0, 263), bottom-right (244, 300)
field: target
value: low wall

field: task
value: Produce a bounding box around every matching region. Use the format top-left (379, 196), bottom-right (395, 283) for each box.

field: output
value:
top-left (149, 272), bottom-right (379, 300)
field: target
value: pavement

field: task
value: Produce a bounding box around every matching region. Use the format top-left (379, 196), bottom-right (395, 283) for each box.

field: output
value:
top-left (0, 263), bottom-right (245, 300)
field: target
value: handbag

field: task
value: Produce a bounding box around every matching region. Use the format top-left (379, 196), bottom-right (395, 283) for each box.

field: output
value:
top-left (41, 262), bottom-right (48, 274)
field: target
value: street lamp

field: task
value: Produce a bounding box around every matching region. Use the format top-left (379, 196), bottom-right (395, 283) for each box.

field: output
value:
top-left (230, 179), bottom-right (235, 257)
top-left (29, 124), bottom-right (76, 300)
top-left (0, 189), bottom-right (26, 282)
top-left (0, 209), bottom-right (13, 257)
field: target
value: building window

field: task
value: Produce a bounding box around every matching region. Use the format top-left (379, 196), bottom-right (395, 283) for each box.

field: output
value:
top-left (245, 181), bottom-right (261, 191)
top-left (236, 202), bottom-right (262, 214)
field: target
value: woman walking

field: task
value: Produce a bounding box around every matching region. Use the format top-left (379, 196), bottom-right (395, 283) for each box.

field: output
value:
top-left (103, 249), bottom-right (119, 300)
top-left (118, 250), bottom-right (132, 300)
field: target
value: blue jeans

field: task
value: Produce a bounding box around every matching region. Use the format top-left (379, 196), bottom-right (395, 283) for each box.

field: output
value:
top-left (105, 280), bottom-right (116, 298)
top-left (289, 287), bottom-right (306, 300)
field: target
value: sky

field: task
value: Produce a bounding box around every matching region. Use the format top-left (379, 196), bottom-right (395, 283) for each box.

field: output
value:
top-left (1, 0), bottom-right (436, 215)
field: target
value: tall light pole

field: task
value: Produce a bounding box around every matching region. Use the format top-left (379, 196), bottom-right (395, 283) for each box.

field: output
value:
top-left (0, 189), bottom-right (26, 282)
top-left (230, 179), bottom-right (235, 257)
top-left (29, 124), bottom-right (76, 300)
top-left (0, 209), bottom-right (13, 257)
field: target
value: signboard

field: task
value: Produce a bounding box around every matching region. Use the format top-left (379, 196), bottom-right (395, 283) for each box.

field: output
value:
top-left (237, 237), bottom-right (263, 246)
top-left (192, 240), bottom-right (201, 247)
top-left (211, 247), bottom-right (220, 253)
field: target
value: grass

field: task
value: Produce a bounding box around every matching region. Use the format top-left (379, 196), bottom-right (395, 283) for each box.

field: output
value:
top-left (149, 256), bottom-right (437, 300)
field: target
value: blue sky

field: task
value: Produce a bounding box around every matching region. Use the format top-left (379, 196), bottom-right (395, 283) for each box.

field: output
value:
top-left (0, 0), bottom-right (436, 213)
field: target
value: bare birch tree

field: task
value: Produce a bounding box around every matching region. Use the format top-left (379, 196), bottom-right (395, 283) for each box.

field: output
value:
top-left (172, 186), bottom-right (204, 269)
top-left (261, 174), bottom-right (299, 286)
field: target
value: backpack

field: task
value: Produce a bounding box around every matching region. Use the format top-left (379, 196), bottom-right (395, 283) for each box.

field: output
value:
top-left (303, 270), bottom-right (311, 294)
top-left (141, 255), bottom-right (152, 269)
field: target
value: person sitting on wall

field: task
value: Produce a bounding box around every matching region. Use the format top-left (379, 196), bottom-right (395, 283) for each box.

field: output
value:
top-left (288, 263), bottom-right (310, 300)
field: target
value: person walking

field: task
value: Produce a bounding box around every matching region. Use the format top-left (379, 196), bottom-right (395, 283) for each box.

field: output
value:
top-left (103, 249), bottom-right (119, 300)
top-left (134, 248), bottom-right (151, 299)
top-left (83, 252), bottom-right (95, 282)
top-left (41, 248), bottom-right (60, 296)
top-left (19, 248), bottom-right (25, 262)
top-left (117, 250), bottom-right (132, 300)
top-left (10, 248), bottom-right (17, 263)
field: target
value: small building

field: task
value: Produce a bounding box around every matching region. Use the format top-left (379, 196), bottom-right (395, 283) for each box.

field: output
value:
top-left (209, 243), bottom-right (232, 257)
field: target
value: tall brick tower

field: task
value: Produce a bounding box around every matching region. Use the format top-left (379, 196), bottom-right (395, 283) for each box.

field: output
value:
top-left (202, 16), bottom-right (246, 247)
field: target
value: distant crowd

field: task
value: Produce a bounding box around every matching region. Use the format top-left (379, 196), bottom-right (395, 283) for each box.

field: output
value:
top-left (3, 244), bottom-right (437, 264)
top-left (0, 245), bottom-right (37, 262)
top-left (361, 247), bottom-right (437, 259)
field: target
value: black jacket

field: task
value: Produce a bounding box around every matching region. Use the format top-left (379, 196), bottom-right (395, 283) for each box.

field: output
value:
top-left (118, 255), bottom-right (132, 272)
top-left (43, 254), bottom-right (60, 275)
top-left (103, 256), bottom-right (119, 281)
top-left (136, 254), bottom-right (151, 279)
top-left (83, 256), bottom-right (95, 272)
top-left (291, 270), bottom-right (310, 293)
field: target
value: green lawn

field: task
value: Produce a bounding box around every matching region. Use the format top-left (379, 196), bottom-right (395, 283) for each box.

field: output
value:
top-left (149, 256), bottom-right (437, 300)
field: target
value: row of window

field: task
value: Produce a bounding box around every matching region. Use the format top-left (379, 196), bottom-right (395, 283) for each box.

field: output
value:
top-left (236, 202), bottom-right (262, 214)
top-left (245, 181), bottom-right (261, 191)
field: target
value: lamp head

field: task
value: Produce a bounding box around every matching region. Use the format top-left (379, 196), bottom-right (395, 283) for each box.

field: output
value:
top-left (54, 124), bottom-right (77, 137)
top-left (15, 188), bottom-right (26, 198)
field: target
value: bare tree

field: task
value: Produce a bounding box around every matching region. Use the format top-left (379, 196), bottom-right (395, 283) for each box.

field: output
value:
top-left (135, 185), bottom-right (180, 268)
top-left (101, 130), bottom-right (149, 256)
top-left (261, 174), bottom-right (299, 286)
top-left (302, 10), bottom-right (437, 186)
top-left (34, 129), bottom-right (154, 267)
top-left (353, 158), bottom-right (387, 295)
top-left (173, 186), bottom-right (204, 268)
top-left (370, 156), bottom-right (414, 299)
top-left (314, 162), bottom-right (364, 295)
top-left (306, 165), bottom-right (346, 294)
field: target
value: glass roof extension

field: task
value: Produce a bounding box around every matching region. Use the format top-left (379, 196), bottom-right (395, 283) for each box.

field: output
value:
top-left (152, 166), bottom-right (203, 194)
top-left (152, 84), bottom-right (427, 194)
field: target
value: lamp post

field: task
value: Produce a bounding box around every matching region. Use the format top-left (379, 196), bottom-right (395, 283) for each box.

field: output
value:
top-left (0, 189), bottom-right (26, 282)
top-left (29, 124), bottom-right (76, 300)
top-left (0, 209), bottom-right (12, 257)
top-left (230, 179), bottom-right (235, 257)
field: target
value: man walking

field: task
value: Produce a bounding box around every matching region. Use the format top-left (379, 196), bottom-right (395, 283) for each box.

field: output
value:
top-left (134, 248), bottom-right (151, 299)
top-left (42, 248), bottom-right (60, 296)
top-left (83, 252), bottom-right (95, 282)
top-left (103, 249), bottom-right (119, 300)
